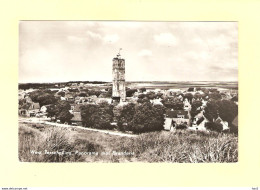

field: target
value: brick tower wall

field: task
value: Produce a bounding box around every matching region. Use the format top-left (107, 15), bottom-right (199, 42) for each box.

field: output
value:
top-left (112, 58), bottom-right (126, 101)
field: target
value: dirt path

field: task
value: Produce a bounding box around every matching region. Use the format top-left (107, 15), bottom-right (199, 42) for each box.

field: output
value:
top-left (18, 117), bottom-right (137, 138)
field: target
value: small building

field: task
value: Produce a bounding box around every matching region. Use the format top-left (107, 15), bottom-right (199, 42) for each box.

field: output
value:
top-left (177, 94), bottom-right (184, 101)
top-left (150, 98), bottom-right (163, 105)
top-left (19, 102), bottom-right (40, 117)
top-left (215, 116), bottom-right (229, 131)
top-left (163, 109), bottom-right (190, 130)
top-left (65, 93), bottom-right (75, 102)
top-left (96, 98), bottom-right (113, 104)
top-left (28, 102), bottom-right (40, 117)
top-left (71, 112), bottom-right (82, 126)
top-left (190, 111), bottom-right (209, 131)
top-left (183, 98), bottom-right (191, 111)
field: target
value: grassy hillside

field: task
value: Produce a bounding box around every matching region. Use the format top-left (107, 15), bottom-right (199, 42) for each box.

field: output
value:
top-left (19, 123), bottom-right (238, 163)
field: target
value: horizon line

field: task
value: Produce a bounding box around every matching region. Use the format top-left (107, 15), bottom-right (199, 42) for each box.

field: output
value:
top-left (18, 80), bottom-right (239, 84)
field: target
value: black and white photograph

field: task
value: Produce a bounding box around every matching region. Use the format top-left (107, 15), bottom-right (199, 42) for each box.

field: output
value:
top-left (18, 21), bottom-right (238, 163)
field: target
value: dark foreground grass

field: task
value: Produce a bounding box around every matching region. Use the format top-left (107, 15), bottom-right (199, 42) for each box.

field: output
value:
top-left (19, 123), bottom-right (238, 162)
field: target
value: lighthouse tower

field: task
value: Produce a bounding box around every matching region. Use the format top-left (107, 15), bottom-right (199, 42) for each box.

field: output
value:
top-left (112, 49), bottom-right (126, 102)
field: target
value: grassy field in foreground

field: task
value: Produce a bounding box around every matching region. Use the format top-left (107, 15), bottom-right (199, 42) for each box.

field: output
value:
top-left (19, 123), bottom-right (238, 163)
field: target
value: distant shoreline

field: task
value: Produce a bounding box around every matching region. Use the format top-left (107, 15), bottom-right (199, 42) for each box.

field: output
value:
top-left (18, 81), bottom-right (238, 85)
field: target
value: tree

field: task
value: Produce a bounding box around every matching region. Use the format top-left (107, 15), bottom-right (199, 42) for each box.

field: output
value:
top-left (204, 100), bottom-right (238, 123)
top-left (37, 94), bottom-right (57, 106)
top-left (78, 92), bottom-right (87, 97)
top-left (68, 88), bottom-right (79, 92)
top-left (176, 124), bottom-right (187, 130)
top-left (131, 102), bottom-right (165, 133)
top-left (57, 110), bottom-right (74, 124)
top-left (57, 91), bottom-right (65, 97)
top-left (138, 93), bottom-right (146, 99)
top-left (190, 100), bottom-right (203, 118)
top-left (188, 87), bottom-right (195, 92)
top-left (117, 103), bottom-right (136, 131)
top-left (92, 102), bottom-right (114, 129)
top-left (56, 100), bottom-right (73, 123)
top-left (29, 90), bottom-right (57, 107)
top-left (156, 92), bottom-right (164, 99)
top-left (80, 102), bottom-right (114, 129)
top-left (126, 89), bottom-right (137, 97)
top-left (46, 104), bottom-right (57, 119)
top-left (194, 92), bottom-right (202, 100)
top-left (88, 90), bottom-right (102, 97)
top-left (204, 100), bottom-right (219, 122)
top-left (81, 104), bottom-right (99, 127)
top-left (209, 92), bottom-right (222, 100)
top-left (184, 93), bottom-right (193, 102)
top-left (201, 88), bottom-right (209, 95)
top-left (161, 97), bottom-right (184, 110)
top-left (205, 122), bottom-right (223, 132)
top-left (137, 97), bottom-right (150, 104)
top-left (231, 95), bottom-right (238, 102)
top-left (218, 100), bottom-right (238, 123)
top-left (146, 91), bottom-right (157, 100)
top-left (140, 88), bottom-right (146, 93)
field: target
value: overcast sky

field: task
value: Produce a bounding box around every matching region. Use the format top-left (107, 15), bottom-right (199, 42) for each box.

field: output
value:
top-left (19, 21), bottom-right (238, 83)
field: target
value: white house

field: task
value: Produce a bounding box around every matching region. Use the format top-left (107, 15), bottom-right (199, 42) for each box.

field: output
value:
top-left (150, 98), bottom-right (163, 105)
top-left (215, 116), bottom-right (229, 131)
top-left (164, 109), bottom-right (190, 131)
top-left (190, 111), bottom-right (209, 131)
top-left (183, 98), bottom-right (191, 111)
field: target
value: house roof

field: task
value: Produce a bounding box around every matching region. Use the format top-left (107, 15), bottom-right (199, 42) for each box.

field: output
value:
top-left (215, 116), bottom-right (223, 124)
top-left (71, 112), bottom-right (82, 122)
top-left (232, 115), bottom-right (238, 127)
top-left (41, 104), bottom-right (51, 108)
top-left (197, 116), bottom-right (208, 125)
top-left (194, 111), bottom-right (204, 118)
top-left (165, 110), bottom-right (189, 119)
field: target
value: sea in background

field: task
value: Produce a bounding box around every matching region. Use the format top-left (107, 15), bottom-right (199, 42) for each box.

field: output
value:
top-left (126, 81), bottom-right (238, 90)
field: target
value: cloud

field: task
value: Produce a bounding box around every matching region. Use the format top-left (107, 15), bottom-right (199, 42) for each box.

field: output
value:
top-left (87, 31), bottom-right (102, 40)
top-left (138, 49), bottom-right (152, 57)
top-left (68, 32), bottom-right (119, 45)
top-left (185, 51), bottom-right (211, 60)
top-left (103, 34), bottom-right (119, 44)
top-left (67, 36), bottom-right (87, 43)
top-left (154, 33), bottom-right (178, 46)
top-left (67, 31), bottom-right (102, 43)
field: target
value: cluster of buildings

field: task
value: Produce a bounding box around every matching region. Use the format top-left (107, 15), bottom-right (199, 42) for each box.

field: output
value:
top-left (19, 52), bottom-right (238, 132)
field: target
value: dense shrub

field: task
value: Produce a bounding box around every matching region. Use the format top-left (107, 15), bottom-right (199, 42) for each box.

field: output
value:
top-left (131, 102), bottom-right (165, 133)
top-left (29, 90), bottom-right (57, 107)
top-left (81, 102), bottom-right (114, 130)
top-left (205, 122), bottom-right (223, 132)
top-left (19, 123), bottom-right (238, 163)
top-left (176, 124), bottom-right (187, 130)
top-left (116, 103), bottom-right (136, 131)
top-left (126, 88), bottom-right (138, 97)
top-left (19, 125), bottom-right (82, 162)
top-left (161, 97), bottom-right (184, 110)
top-left (204, 100), bottom-right (238, 123)
top-left (112, 130), bottom-right (238, 163)
top-left (56, 100), bottom-right (73, 123)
